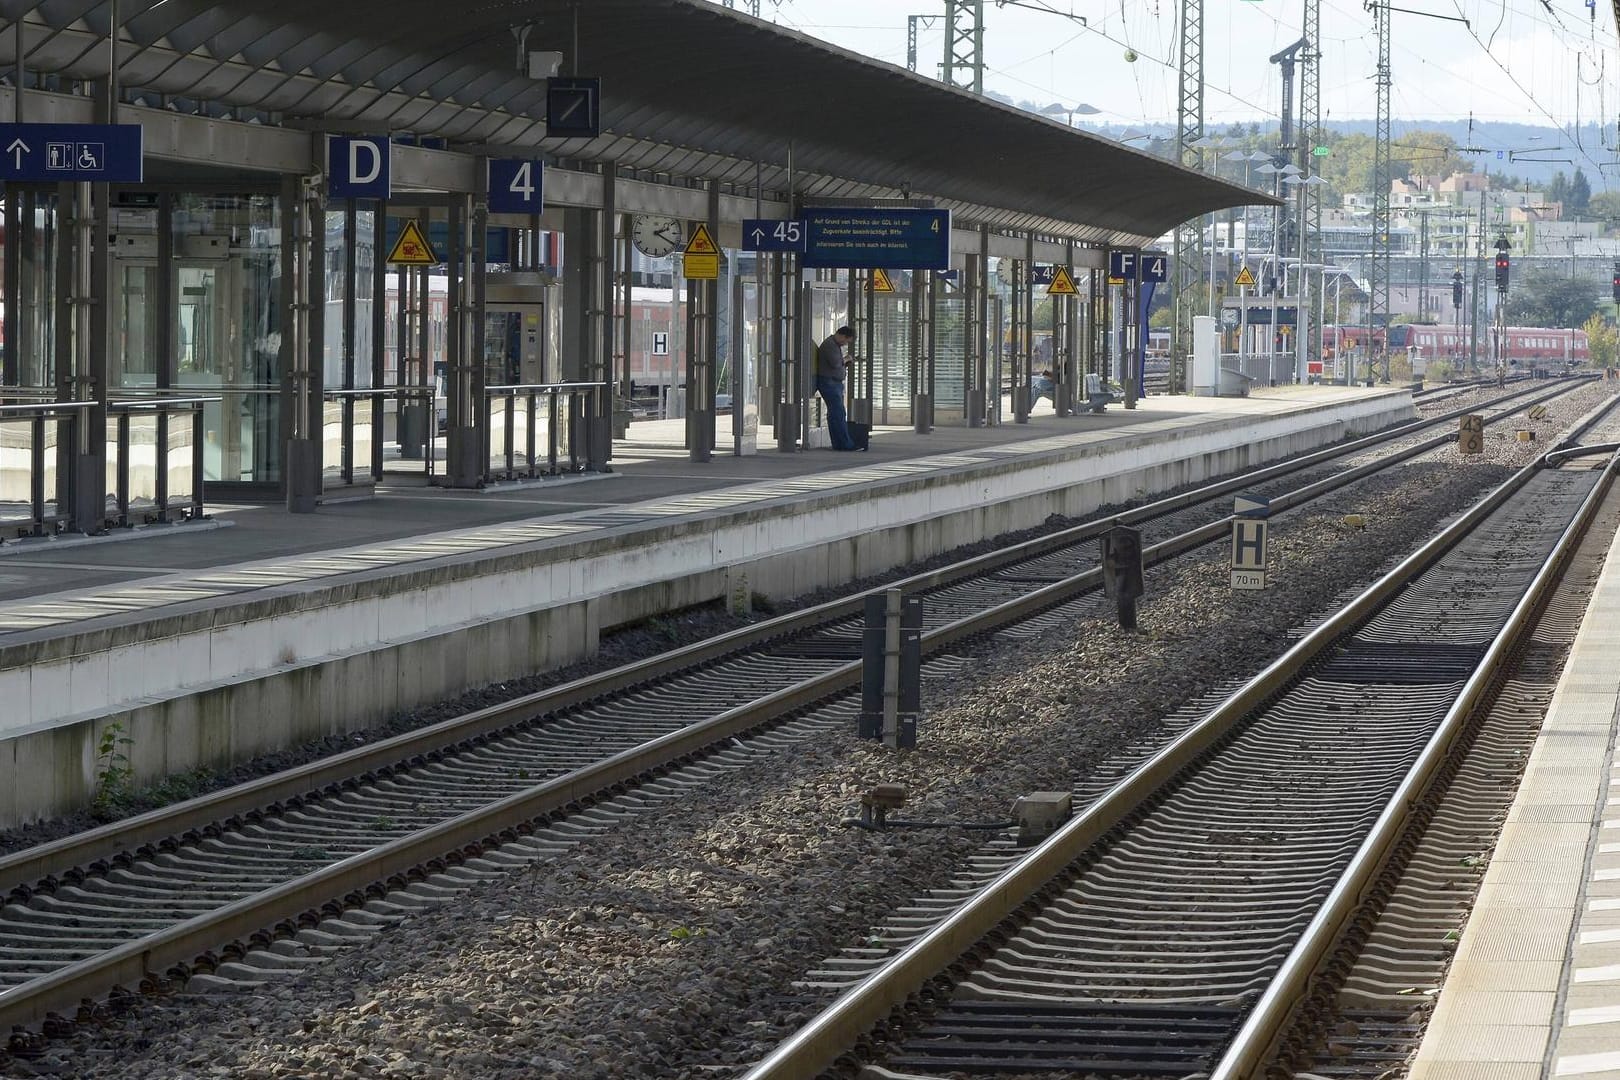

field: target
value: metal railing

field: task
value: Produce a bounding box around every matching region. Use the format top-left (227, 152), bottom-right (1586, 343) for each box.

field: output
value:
top-left (107, 397), bottom-right (213, 528)
top-left (1220, 351), bottom-right (1294, 388)
top-left (0, 395), bottom-right (212, 540)
top-left (483, 381), bottom-right (606, 482)
top-left (0, 400), bottom-right (90, 538)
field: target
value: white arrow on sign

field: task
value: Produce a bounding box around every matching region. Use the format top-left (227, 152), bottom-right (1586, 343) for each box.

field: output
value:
top-left (750, 226), bottom-right (766, 246)
top-left (6, 138), bottom-right (28, 168)
top-left (1233, 494), bottom-right (1271, 518)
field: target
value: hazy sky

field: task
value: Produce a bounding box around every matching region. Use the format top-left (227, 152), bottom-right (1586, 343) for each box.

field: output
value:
top-left (732, 0), bottom-right (1618, 150)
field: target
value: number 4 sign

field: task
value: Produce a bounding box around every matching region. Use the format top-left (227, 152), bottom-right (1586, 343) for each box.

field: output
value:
top-left (488, 158), bottom-right (544, 214)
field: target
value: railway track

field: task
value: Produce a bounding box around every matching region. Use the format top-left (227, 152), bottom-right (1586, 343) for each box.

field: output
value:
top-left (740, 393), bottom-right (1620, 1080)
top-left (0, 378), bottom-right (1597, 1058)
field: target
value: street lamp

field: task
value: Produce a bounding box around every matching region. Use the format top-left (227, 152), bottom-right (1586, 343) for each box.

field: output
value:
top-left (1041, 102), bottom-right (1102, 127)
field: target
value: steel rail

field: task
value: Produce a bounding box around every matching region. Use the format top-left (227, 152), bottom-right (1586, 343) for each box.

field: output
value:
top-left (738, 389), bottom-right (1620, 1080)
top-left (1209, 443), bottom-right (1620, 1075)
top-left (0, 384), bottom-right (1591, 1034)
top-left (3, 383), bottom-right (1562, 895)
top-left (0, 657), bottom-right (860, 1031)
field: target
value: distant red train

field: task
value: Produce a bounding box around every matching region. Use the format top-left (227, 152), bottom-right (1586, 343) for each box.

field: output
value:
top-left (1322, 324), bottom-right (1589, 366)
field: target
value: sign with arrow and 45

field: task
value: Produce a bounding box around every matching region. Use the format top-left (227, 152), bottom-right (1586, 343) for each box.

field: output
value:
top-left (742, 219), bottom-right (807, 253)
top-left (0, 122), bottom-right (144, 183)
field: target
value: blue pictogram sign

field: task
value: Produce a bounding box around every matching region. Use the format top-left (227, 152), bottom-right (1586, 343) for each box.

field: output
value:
top-left (0, 123), bottom-right (142, 182)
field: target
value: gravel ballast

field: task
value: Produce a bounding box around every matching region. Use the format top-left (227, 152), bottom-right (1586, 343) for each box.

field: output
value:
top-left (4, 381), bottom-right (1610, 1080)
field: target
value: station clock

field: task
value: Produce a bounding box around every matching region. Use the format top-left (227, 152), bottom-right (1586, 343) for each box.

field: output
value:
top-left (632, 215), bottom-right (683, 258)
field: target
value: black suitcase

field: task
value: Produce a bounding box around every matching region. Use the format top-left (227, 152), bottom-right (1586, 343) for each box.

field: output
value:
top-left (848, 421), bottom-right (871, 451)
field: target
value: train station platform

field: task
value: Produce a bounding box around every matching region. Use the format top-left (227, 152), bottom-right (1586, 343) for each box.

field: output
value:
top-left (0, 386), bottom-right (1410, 827)
top-left (1411, 500), bottom-right (1620, 1079)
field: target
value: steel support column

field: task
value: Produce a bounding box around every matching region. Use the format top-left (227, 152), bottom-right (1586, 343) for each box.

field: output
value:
top-left (593, 163), bottom-right (616, 469)
top-left (443, 193), bottom-right (479, 488)
top-left (911, 267), bottom-right (932, 432)
top-left (1012, 233), bottom-right (1033, 423)
top-left (283, 171), bottom-right (322, 513)
top-left (776, 250), bottom-right (799, 451)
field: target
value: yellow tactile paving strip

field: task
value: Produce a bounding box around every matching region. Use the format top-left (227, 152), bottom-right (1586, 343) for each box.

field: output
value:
top-left (1409, 538), bottom-right (1620, 1079)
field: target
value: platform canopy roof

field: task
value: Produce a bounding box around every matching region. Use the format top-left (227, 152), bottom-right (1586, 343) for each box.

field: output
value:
top-left (4, 0), bottom-right (1275, 246)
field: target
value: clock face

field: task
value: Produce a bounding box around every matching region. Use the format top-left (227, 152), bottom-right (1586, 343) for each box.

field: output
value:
top-left (633, 216), bottom-right (683, 258)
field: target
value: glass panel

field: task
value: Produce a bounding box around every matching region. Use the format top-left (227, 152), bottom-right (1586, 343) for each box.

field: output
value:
top-left (487, 394), bottom-right (512, 475)
top-left (14, 192), bottom-right (59, 389)
top-left (113, 262), bottom-right (161, 390)
top-left (351, 400), bottom-right (374, 485)
top-left (126, 412), bottom-right (159, 507)
top-left (0, 416), bottom-right (36, 525)
top-left (199, 394), bottom-right (276, 484)
top-left (484, 311), bottom-right (519, 386)
top-left (167, 411), bottom-right (195, 504)
top-left (321, 399), bottom-right (344, 481)
top-left (935, 296), bottom-right (967, 410)
top-left (104, 418), bottom-right (120, 518)
top-left (876, 295), bottom-right (911, 416)
top-left (323, 211), bottom-right (347, 392)
top-left (355, 210), bottom-right (377, 391)
top-left (41, 416), bottom-right (59, 522)
top-left (173, 194), bottom-right (282, 484)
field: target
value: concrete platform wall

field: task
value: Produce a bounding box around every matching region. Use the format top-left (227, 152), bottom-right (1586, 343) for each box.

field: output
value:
top-left (0, 393), bottom-right (1412, 826)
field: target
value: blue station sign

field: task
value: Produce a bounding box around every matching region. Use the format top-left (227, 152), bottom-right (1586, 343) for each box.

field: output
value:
top-left (742, 218), bottom-right (807, 253)
top-left (801, 207), bottom-right (950, 270)
top-left (488, 158), bottom-right (544, 214)
top-left (1139, 252), bottom-right (1170, 283)
top-left (0, 123), bottom-right (143, 183)
top-left (329, 135), bottom-right (390, 199)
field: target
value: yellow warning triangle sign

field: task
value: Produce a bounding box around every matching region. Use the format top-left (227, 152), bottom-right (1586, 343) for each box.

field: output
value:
top-left (684, 223), bottom-right (719, 256)
top-left (387, 220), bottom-right (438, 266)
top-left (870, 267), bottom-right (895, 293)
top-left (1233, 265), bottom-right (1257, 288)
top-left (1047, 266), bottom-right (1078, 295)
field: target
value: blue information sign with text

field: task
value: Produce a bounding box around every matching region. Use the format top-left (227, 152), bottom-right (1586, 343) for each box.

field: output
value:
top-left (488, 159), bottom-right (544, 214)
top-left (1030, 264), bottom-right (1055, 286)
top-left (742, 219), bottom-right (807, 252)
top-left (801, 207), bottom-right (950, 270)
top-left (1139, 252), bottom-right (1169, 283)
top-left (0, 123), bottom-right (143, 183)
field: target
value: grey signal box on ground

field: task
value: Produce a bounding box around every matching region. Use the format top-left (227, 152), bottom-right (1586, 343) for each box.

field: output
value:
top-left (1100, 526), bottom-right (1144, 629)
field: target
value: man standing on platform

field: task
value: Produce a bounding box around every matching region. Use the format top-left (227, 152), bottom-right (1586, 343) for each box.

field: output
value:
top-left (816, 326), bottom-right (857, 451)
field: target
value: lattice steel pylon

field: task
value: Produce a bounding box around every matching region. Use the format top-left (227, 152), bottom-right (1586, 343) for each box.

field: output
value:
top-left (720, 0), bottom-right (763, 15)
top-left (1172, 0), bottom-right (1205, 373)
top-left (942, 0), bottom-right (985, 94)
top-left (907, 14), bottom-right (939, 72)
top-left (1370, 0), bottom-right (1392, 379)
top-left (1300, 0), bottom-right (1321, 369)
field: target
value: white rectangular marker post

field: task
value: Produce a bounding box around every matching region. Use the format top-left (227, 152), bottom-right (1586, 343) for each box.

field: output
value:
top-left (1231, 494), bottom-right (1270, 590)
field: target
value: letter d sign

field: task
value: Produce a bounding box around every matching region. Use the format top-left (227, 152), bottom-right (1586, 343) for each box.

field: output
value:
top-left (328, 136), bottom-right (391, 199)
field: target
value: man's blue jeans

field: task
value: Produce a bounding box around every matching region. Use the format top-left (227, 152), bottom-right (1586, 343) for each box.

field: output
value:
top-left (815, 375), bottom-right (854, 450)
